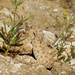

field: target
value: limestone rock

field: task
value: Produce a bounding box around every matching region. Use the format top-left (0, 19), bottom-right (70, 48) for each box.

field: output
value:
top-left (51, 62), bottom-right (75, 75)
top-left (43, 30), bottom-right (56, 45)
top-left (69, 59), bottom-right (75, 65)
top-left (0, 54), bottom-right (51, 75)
top-left (69, 59), bottom-right (75, 70)
top-left (0, 8), bottom-right (14, 18)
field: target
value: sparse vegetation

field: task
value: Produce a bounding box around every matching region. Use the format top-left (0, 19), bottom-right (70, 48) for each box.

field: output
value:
top-left (54, 12), bottom-right (75, 62)
top-left (0, 0), bottom-right (75, 63)
top-left (0, 0), bottom-right (34, 57)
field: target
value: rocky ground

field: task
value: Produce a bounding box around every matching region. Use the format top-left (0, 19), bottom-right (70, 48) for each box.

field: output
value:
top-left (0, 0), bottom-right (75, 34)
top-left (0, 0), bottom-right (75, 75)
top-left (0, 54), bottom-right (75, 75)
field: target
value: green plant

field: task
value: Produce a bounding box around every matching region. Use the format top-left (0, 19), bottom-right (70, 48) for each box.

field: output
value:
top-left (0, 0), bottom-right (34, 57)
top-left (70, 42), bottom-right (75, 58)
top-left (54, 12), bottom-right (75, 62)
top-left (54, 13), bottom-right (75, 44)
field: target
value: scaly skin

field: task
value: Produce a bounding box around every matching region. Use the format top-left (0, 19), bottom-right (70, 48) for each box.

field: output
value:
top-left (22, 25), bottom-right (58, 68)
top-left (32, 39), bottom-right (55, 69)
top-left (0, 24), bottom-right (58, 68)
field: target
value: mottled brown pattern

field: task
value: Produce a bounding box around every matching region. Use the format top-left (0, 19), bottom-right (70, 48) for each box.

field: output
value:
top-left (18, 25), bottom-right (58, 68)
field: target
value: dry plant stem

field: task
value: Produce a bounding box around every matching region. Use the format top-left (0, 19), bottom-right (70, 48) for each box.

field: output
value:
top-left (0, 46), bottom-right (9, 56)
top-left (5, 46), bottom-right (10, 55)
top-left (5, 49), bottom-right (8, 56)
top-left (0, 47), bottom-right (6, 52)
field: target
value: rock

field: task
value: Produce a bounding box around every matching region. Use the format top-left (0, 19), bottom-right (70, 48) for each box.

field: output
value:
top-left (0, 53), bottom-right (75, 75)
top-left (69, 59), bottom-right (75, 65)
top-left (51, 62), bottom-right (75, 75)
top-left (0, 54), bottom-right (51, 75)
top-left (59, 0), bottom-right (73, 8)
top-left (43, 30), bottom-right (56, 45)
top-left (0, 0), bottom-right (75, 74)
top-left (53, 9), bottom-right (58, 12)
top-left (0, 0), bottom-right (75, 33)
top-left (0, 8), bottom-right (14, 18)
top-left (69, 59), bottom-right (75, 70)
